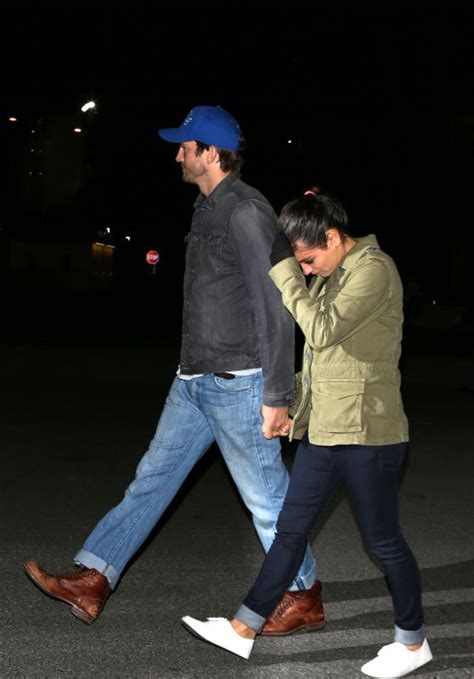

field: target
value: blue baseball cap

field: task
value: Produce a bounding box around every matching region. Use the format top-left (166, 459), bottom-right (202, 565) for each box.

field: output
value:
top-left (158, 105), bottom-right (241, 151)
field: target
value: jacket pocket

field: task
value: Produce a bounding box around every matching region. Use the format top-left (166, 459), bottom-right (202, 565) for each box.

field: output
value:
top-left (314, 379), bottom-right (365, 433)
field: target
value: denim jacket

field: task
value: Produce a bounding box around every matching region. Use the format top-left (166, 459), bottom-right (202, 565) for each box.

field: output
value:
top-left (179, 173), bottom-right (295, 407)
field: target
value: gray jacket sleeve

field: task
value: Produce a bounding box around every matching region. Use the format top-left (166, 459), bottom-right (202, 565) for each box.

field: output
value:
top-left (229, 199), bottom-right (295, 407)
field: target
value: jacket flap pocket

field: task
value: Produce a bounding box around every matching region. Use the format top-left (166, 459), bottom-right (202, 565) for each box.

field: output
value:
top-left (316, 379), bottom-right (365, 398)
top-left (314, 379), bottom-right (365, 433)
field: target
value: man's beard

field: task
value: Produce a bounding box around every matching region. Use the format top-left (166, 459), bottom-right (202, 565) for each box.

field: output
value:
top-left (181, 163), bottom-right (205, 184)
top-left (181, 168), bottom-right (195, 184)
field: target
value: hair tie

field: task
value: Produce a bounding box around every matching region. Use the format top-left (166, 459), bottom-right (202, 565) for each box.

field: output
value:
top-left (304, 189), bottom-right (317, 196)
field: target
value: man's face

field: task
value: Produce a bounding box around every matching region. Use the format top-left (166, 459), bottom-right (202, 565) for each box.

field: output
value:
top-left (175, 141), bottom-right (206, 184)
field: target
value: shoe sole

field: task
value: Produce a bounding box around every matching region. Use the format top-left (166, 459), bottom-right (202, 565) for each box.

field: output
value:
top-left (260, 619), bottom-right (326, 637)
top-left (24, 567), bottom-right (96, 625)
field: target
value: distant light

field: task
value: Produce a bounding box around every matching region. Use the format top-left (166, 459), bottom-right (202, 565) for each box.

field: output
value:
top-left (73, 128), bottom-right (82, 133)
top-left (287, 139), bottom-right (293, 144)
top-left (105, 227), bottom-right (111, 234)
top-left (125, 236), bottom-right (131, 241)
top-left (31, 129), bottom-right (35, 134)
top-left (9, 117), bottom-right (17, 122)
top-left (81, 101), bottom-right (96, 112)
top-left (94, 242), bottom-right (116, 249)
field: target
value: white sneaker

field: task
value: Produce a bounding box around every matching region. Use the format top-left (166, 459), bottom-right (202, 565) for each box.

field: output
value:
top-left (181, 616), bottom-right (254, 660)
top-left (361, 638), bottom-right (433, 677)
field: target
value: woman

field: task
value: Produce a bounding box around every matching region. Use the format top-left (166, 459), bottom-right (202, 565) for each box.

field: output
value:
top-left (182, 188), bottom-right (432, 678)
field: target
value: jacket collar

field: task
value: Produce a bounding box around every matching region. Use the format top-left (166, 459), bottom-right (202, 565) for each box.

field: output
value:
top-left (194, 173), bottom-right (240, 210)
top-left (338, 234), bottom-right (379, 272)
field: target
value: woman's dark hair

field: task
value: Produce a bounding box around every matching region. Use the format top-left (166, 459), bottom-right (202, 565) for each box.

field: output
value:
top-left (195, 137), bottom-right (245, 173)
top-left (277, 186), bottom-right (349, 248)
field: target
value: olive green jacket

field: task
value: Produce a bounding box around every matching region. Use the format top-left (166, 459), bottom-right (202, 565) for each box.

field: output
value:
top-left (269, 235), bottom-right (409, 446)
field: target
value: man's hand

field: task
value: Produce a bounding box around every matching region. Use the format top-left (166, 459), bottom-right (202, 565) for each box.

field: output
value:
top-left (261, 405), bottom-right (292, 439)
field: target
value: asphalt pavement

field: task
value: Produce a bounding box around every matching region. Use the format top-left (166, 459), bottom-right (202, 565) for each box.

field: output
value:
top-left (1, 331), bottom-right (473, 678)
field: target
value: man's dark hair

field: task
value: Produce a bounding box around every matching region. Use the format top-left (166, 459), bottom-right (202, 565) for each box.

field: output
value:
top-left (195, 138), bottom-right (245, 173)
top-left (278, 187), bottom-right (349, 248)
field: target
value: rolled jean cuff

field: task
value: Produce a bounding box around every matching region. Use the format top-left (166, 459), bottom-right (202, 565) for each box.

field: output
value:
top-left (74, 549), bottom-right (119, 589)
top-left (394, 624), bottom-right (425, 645)
top-left (234, 603), bottom-right (267, 633)
top-left (288, 562), bottom-right (316, 592)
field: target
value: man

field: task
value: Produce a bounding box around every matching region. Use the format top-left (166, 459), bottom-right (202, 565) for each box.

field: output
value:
top-left (24, 105), bottom-right (324, 635)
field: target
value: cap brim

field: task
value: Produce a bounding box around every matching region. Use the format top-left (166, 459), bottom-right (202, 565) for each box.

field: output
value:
top-left (158, 127), bottom-right (194, 143)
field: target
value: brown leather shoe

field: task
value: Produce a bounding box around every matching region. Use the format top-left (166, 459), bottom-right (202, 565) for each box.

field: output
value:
top-left (260, 579), bottom-right (326, 636)
top-left (24, 560), bottom-right (111, 624)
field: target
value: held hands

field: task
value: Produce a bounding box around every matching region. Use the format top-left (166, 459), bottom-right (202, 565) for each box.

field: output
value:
top-left (261, 405), bottom-right (292, 439)
top-left (270, 232), bottom-right (294, 267)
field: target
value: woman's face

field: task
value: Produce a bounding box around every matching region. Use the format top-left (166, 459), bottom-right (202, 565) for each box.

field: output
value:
top-left (294, 229), bottom-right (349, 277)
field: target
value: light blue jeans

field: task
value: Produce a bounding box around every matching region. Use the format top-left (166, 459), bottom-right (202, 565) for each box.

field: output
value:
top-left (75, 373), bottom-right (316, 590)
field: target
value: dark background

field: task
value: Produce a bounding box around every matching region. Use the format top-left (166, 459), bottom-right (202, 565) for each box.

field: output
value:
top-left (1, 9), bottom-right (474, 347)
top-left (2, 13), bottom-right (474, 676)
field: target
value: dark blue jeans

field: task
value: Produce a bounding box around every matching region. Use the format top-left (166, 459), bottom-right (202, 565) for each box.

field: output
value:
top-left (236, 435), bottom-right (425, 644)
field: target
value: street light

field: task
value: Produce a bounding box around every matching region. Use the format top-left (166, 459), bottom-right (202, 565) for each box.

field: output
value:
top-left (81, 101), bottom-right (96, 113)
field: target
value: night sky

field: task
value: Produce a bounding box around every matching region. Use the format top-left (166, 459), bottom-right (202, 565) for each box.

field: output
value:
top-left (2, 9), bottom-right (474, 301)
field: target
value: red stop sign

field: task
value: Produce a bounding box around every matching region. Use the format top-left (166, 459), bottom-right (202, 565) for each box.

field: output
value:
top-left (146, 250), bottom-right (160, 265)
